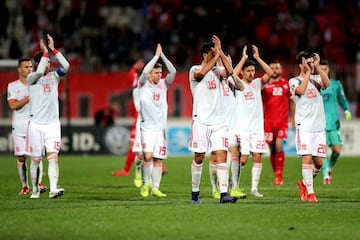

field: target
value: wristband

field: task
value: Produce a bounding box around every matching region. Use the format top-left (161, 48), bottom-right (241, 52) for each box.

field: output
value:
top-left (43, 52), bottom-right (49, 58)
top-left (52, 49), bottom-right (58, 55)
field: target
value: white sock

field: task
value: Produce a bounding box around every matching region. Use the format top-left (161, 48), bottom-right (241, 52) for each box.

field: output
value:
top-left (231, 156), bottom-right (240, 189)
top-left (47, 153), bottom-right (59, 192)
top-left (302, 164), bottom-right (314, 194)
top-left (38, 159), bottom-right (43, 184)
top-left (191, 160), bottom-right (203, 192)
top-left (251, 162), bottom-right (262, 192)
top-left (238, 163), bottom-right (244, 188)
top-left (17, 159), bottom-right (28, 187)
top-left (142, 161), bottom-right (153, 185)
top-left (209, 161), bottom-right (217, 191)
top-left (30, 157), bottom-right (41, 193)
top-left (226, 151), bottom-right (232, 169)
top-left (151, 162), bottom-right (162, 190)
top-left (217, 162), bottom-right (229, 194)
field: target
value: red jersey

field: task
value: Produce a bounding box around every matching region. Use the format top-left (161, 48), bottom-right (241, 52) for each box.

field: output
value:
top-left (262, 77), bottom-right (290, 128)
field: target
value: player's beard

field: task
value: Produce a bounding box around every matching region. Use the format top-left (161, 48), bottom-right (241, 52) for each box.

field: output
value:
top-left (272, 73), bottom-right (279, 79)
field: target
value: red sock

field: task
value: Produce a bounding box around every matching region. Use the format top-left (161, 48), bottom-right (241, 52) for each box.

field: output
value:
top-left (274, 151), bottom-right (285, 178)
top-left (123, 151), bottom-right (136, 172)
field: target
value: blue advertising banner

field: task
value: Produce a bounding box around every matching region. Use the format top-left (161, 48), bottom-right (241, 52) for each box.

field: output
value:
top-left (167, 127), bottom-right (191, 155)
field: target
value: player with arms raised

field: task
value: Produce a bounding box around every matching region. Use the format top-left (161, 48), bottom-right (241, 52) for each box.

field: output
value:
top-left (189, 35), bottom-right (242, 204)
top-left (289, 52), bottom-right (329, 203)
top-left (26, 34), bottom-right (70, 199)
top-left (138, 43), bottom-right (176, 198)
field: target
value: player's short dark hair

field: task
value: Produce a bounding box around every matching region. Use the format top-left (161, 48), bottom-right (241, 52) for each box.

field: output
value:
top-left (154, 63), bottom-right (162, 69)
top-left (320, 59), bottom-right (329, 66)
top-left (296, 51), bottom-right (314, 65)
top-left (201, 42), bottom-right (214, 54)
top-left (242, 59), bottom-right (256, 70)
top-left (18, 58), bottom-right (31, 67)
top-left (33, 51), bottom-right (44, 64)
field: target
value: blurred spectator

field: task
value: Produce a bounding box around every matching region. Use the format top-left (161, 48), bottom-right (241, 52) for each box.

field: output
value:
top-left (0, 0), bottom-right (358, 77)
top-left (94, 100), bottom-right (119, 127)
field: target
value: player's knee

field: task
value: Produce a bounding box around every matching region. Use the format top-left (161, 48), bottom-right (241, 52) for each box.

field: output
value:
top-left (275, 140), bottom-right (284, 152)
top-left (17, 155), bottom-right (26, 162)
top-left (47, 153), bottom-right (58, 161)
top-left (31, 157), bottom-right (41, 163)
top-left (194, 153), bottom-right (205, 164)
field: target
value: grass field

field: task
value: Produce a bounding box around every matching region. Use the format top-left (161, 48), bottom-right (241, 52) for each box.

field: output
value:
top-left (0, 154), bottom-right (359, 240)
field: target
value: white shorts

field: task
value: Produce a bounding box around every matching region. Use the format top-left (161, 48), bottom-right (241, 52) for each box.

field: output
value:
top-left (296, 129), bottom-right (326, 157)
top-left (12, 134), bottom-right (26, 156)
top-left (141, 127), bottom-right (167, 159)
top-left (228, 128), bottom-right (241, 148)
top-left (26, 121), bottom-right (61, 157)
top-left (132, 117), bottom-right (142, 153)
top-left (239, 130), bottom-right (266, 155)
top-left (188, 120), bottom-right (228, 153)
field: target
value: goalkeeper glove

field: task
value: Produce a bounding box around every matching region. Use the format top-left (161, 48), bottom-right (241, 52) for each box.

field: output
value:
top-left (345, 110), bottom-right (352, 121)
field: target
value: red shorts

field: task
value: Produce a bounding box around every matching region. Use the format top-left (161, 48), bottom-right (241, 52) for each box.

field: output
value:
top-left (264, 120), bottom-right (288, 145)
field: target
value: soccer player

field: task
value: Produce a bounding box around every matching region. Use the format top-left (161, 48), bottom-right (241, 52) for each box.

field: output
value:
top-left (230, 45), bottom-right (273, 198)
top-left (262, 62), bottom-right (294, 185)
top-left (138, 43), bottom-right (176, 198)
top-left (319, 60), bottom-right (352, 184)
top-left (189, 35), bottom-right (241, 204)
top-left (26, 34), bottom-right (70, 199)
top-left (289, 52), bottom-right (330, 203)
top-left (112, 59), bottom-right (168, 180)
top-left (209, 54), bottom-right (243, 200)
top-left (7, 58), bottom-right (47, 195)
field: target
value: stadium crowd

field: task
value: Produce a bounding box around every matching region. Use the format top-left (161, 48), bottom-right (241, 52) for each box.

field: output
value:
top-left (0, 0), bottom-right (359, 107)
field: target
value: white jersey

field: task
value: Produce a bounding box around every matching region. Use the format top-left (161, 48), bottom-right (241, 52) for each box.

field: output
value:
top-left (133, 87), bottom-right (140, 112)
top-left (189, 65), bottom-right (226, 125)
top-left (289, 75), bottom-right (325, 132)
top-left (232, 78), bottom-right (264, 131)
top-left (139, 79), bottom-right (168, 131)
top-left (7, 80), bottom-right (30, 136)
top-left (27, 52), bottom-right (69, 125)
top-left (221, 78), bottom-right (236, 127)
top-left (28, 71), bottom-right (61, 124)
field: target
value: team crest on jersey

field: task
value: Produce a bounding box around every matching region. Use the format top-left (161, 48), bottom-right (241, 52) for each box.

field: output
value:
top-left (250, 81), bottom-right (257, 90)
top-left (157, 84), bottom-right (163, 90)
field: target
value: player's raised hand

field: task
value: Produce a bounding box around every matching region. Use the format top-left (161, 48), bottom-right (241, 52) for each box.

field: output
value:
top-left (313, 53), bottom-right (320, 67)
top-left (47, 34), bottom-right (55, 51)
top-left (155, 43), bottom-right (162, 57)
top-left (212, 35), bottom-right (221, 49)
top-left (242, 45), bottom-right (248, 60)
top-left (39, 39), bottom-right (48, 53)
top-left (252, 45), bottom-right (260, 59)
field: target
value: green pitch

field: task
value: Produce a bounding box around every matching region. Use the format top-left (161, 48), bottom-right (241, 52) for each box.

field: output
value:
top-left (1, 154), bottom-right (359, 240)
